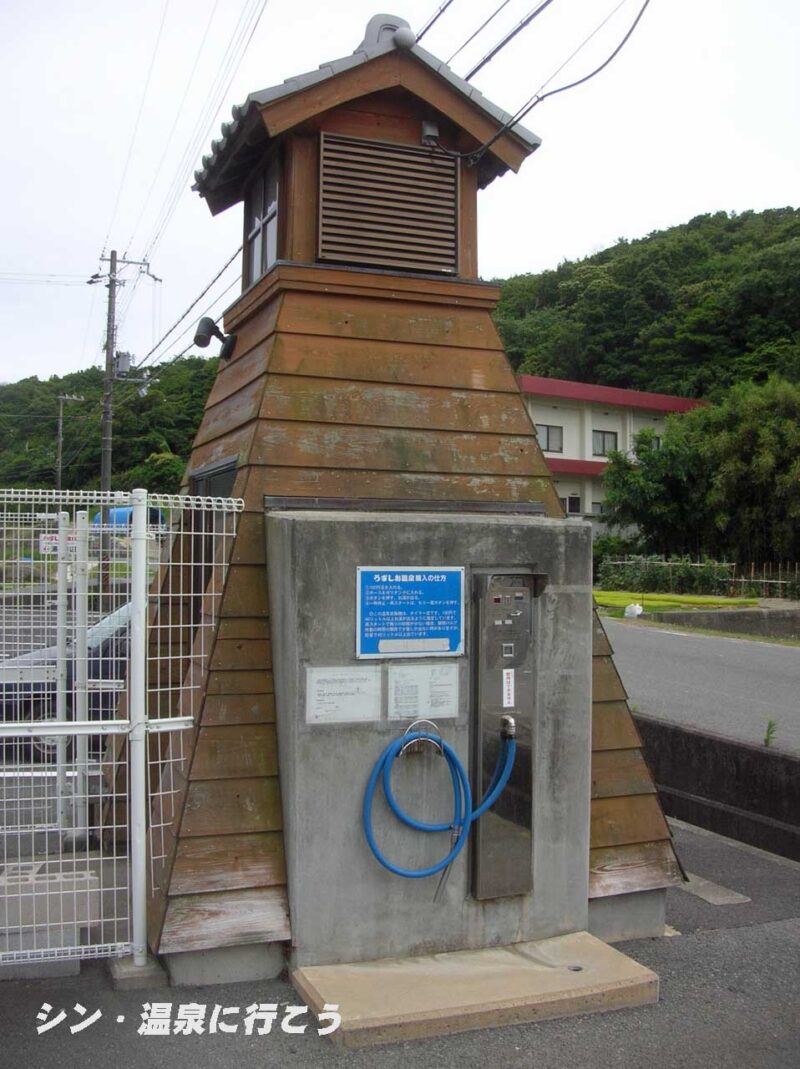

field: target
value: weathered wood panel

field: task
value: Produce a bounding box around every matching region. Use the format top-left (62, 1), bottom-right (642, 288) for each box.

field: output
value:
top-left (209, 638), bottom-right (271, 671)
top-left (590, 794), bottom-right (670, 850)
top-left (204, 339), bottom-right (274, 409)
top-left (181, 777), bottom-right (282, 837)
top-left (268, 334), bottom-right (517, 392)
top-left (260, 376), bottom-right (532, 434)
top-left (458, 162), bottom-right (478, 279)
top-left (170, 832), bottom-right (286, 896)
top-left (592, 700), bottom-right (642, 751)
top-left (205, 670), bottom-right (273, 696)
top-left (589, 840), bottom-right (683, 898)
top-left (229, 511), bottom-right (267, 565)
top-left (282, 133), bottom-right (319, 263)
top-left (226, 264), bottom-right (501, 333)
top-left (275, 292), bottom-right (504, 350)
top-left (216, 617), bottom-right (270, 641)
top-left (202, 692), bottom-right (276, 726)
top-left (219, 565), bottom-right (269, 616)
top-left (194, 376), bottom-right (266, 448)
top-left (246, 465), bottom-right (554, 503)
top-left (184, 424), bottom-right (254, 478)
top-left (250, 420), bottom-right (550, 476)
top-left (190, 725), bottom-right (278, 781)
top-left (159, 887), bottom-right (290, 954)
top-left (591, 748), bottom-right (656, 799)
top-left (592, 612), bottom-right (613, 656)
top-left (222, 293), bottom-right (282, 359)
top-left (593, 655), bottom-right (629, 702)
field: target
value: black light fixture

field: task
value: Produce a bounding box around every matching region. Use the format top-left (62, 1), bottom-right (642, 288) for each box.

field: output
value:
top-left (194, 316), bottom-right (237, 361)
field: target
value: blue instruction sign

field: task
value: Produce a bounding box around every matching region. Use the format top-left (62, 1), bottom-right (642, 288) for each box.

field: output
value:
top-left (356, 567), bottom-right (465, 659)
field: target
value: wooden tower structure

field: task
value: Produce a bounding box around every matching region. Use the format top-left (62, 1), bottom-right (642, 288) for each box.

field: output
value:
top-left (147, 15), bottom-right (681, 966)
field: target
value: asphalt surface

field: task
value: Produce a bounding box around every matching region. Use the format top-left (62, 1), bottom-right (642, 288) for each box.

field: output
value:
top-left (1, 823), bottom-right (798, 1069)
top-left (604, 618), bottom-right (800, 754)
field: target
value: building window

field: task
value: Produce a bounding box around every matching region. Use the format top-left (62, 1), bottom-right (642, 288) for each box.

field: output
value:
top-left (244, 155), bottom-right (279, 287)
top-left (591, 501), bottom-right (607, 515)
top-left (592, 429), bottom-right (618, 456)
top-left (539, 424), bottom-right (563, 452)
top-left (653, 435), bottom-right (662, 450)
top-left (565, 495), bottom-right (581, 515)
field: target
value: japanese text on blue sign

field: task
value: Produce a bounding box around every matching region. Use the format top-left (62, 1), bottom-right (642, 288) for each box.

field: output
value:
top-left (356, 567), bottom-right (464, 658)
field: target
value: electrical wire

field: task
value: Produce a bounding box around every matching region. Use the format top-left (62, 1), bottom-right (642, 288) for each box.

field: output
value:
top-left (133, 246), bottom-right (242, 371)
top-left (446, 0), bottom-right (514, 64)
top-left (140, 0), bottom-right (269, 265)
top-left (123, 0), bottom-right (223, 258)
top-left (417, 0), bottom-right (459, 43)
top-left (464, 0), bottom-right (558, 81)
top-left (99, 0), bottom-right (172, 257)
top-left (116, 0), bottom-right (267, 334)
top-left (434, 0), bottom-right (649, 165)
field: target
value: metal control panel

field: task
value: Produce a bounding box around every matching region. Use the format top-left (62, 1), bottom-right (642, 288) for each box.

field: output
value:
top-left (472, 570), bottom-right (537, 899)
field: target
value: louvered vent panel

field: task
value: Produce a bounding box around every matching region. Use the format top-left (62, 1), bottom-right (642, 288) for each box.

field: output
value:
top-left (319, 134), bottom-right (458, 274)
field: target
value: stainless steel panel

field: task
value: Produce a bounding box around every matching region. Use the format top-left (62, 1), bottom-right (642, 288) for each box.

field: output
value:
top-left (472, 570), bottom-right (535, 899)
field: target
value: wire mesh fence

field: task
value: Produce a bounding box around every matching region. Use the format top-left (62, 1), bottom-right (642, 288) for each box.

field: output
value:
top-left (0, 488), bottom-right (241, 966)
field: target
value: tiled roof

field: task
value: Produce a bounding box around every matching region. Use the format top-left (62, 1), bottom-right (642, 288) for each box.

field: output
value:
top-left (193, 14), bottom-right (540, 201)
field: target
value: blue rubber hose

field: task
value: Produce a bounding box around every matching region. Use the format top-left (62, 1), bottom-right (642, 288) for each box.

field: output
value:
top-left (362, 730), bottom-right (517, 878)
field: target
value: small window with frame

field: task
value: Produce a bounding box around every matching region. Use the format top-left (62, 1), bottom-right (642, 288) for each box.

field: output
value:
top-left (592, 429), bottom-right (618, 456)
top-left (539, 424), bottom-right (563, 453)
top-left (244, 155), bottom-right (280, 287)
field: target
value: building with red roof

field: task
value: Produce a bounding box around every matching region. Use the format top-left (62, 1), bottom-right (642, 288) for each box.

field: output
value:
top-left (517, 374), bottom-right (704, 524)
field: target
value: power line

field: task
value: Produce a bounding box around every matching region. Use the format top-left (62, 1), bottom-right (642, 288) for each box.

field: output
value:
top-left (100, 0), bottom-right (172, 256)
top-left (465, 0), bottom-right (559, 81)
top-left (116, 0), bottom-right (267, 335)
top-left (446, 0), bottom-right (514, 64)
top-left (140, 0), bottom-right (269, 265)
top-left (435, 0), bottom-right (650, 165)
top-left (417, 0), bottom-right (459, 43)
top-left (123, 0), bottom-right (223, 258)
top-left (134, 246), bottom-right (242, 370)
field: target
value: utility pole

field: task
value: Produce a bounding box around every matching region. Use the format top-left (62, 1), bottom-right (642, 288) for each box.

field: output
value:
top-left (87, 252), bottom-right (160, 490)
top-left (100, 249), bottom-right (118, 493)
top-left (55, 393), bottom-right (84, 491)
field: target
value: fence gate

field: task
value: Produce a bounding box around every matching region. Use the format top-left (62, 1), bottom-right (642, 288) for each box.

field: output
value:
top-left (0, 489), bottom-right (241, 969)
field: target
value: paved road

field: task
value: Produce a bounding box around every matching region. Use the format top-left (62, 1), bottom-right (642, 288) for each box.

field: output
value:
top-left (605, 618), bottom-right (800, 755)
top-left (1, 823), bottom-right (798, 1069)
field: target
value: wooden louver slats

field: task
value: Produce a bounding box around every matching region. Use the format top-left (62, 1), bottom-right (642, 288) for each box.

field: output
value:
top-left (319, 133), bottom-right (458, 274)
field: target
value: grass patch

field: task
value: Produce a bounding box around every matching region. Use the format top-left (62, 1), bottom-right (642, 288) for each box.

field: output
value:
top-left (593, 590), bottom-right (759, 616)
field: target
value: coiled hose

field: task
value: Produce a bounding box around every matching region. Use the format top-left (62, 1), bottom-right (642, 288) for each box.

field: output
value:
top-left (362, 727), bottom-right (517, 878)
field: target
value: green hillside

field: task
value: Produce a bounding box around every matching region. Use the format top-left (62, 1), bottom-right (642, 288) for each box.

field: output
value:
top-left (494, 207), bottom-right (800, 397)
top-left (0, 356), bottom-right (217, 492)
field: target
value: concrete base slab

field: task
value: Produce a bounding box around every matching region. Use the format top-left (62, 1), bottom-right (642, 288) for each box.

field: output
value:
top-left (291, 930), bottom-right (658, 1048)
top-left (108, 954), bottom-right (169, 991)
top-left (589, 888), bottom-right (668, 943)
top-left (164, 942), bottom-right (285, 987)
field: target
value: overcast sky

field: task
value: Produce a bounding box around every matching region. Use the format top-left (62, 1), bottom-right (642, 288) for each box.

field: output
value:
top-left (0, 0), bottom-right (798, 385)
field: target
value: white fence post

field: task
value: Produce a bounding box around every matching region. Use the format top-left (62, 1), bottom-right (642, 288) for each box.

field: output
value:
top-left (55, 510), bottom-right (70, 828)
top-left (72, 510), bottom-right (89, 836)
top-left (129, 488), bottom-right (148, 966)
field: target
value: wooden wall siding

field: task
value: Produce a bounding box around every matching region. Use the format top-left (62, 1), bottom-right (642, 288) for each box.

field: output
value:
top-left (589, 607), bottom-right (682, 898)
top-left (267, 335), bottom-right (518, 392)
top-left (170, 832), bottom-right (286, 896)
top-left (153, 265), bottom-right (678, 955)
top-left (589, 841), bottom-right (683, 898)
top-left (159, 887), bottom-right (291, 955)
